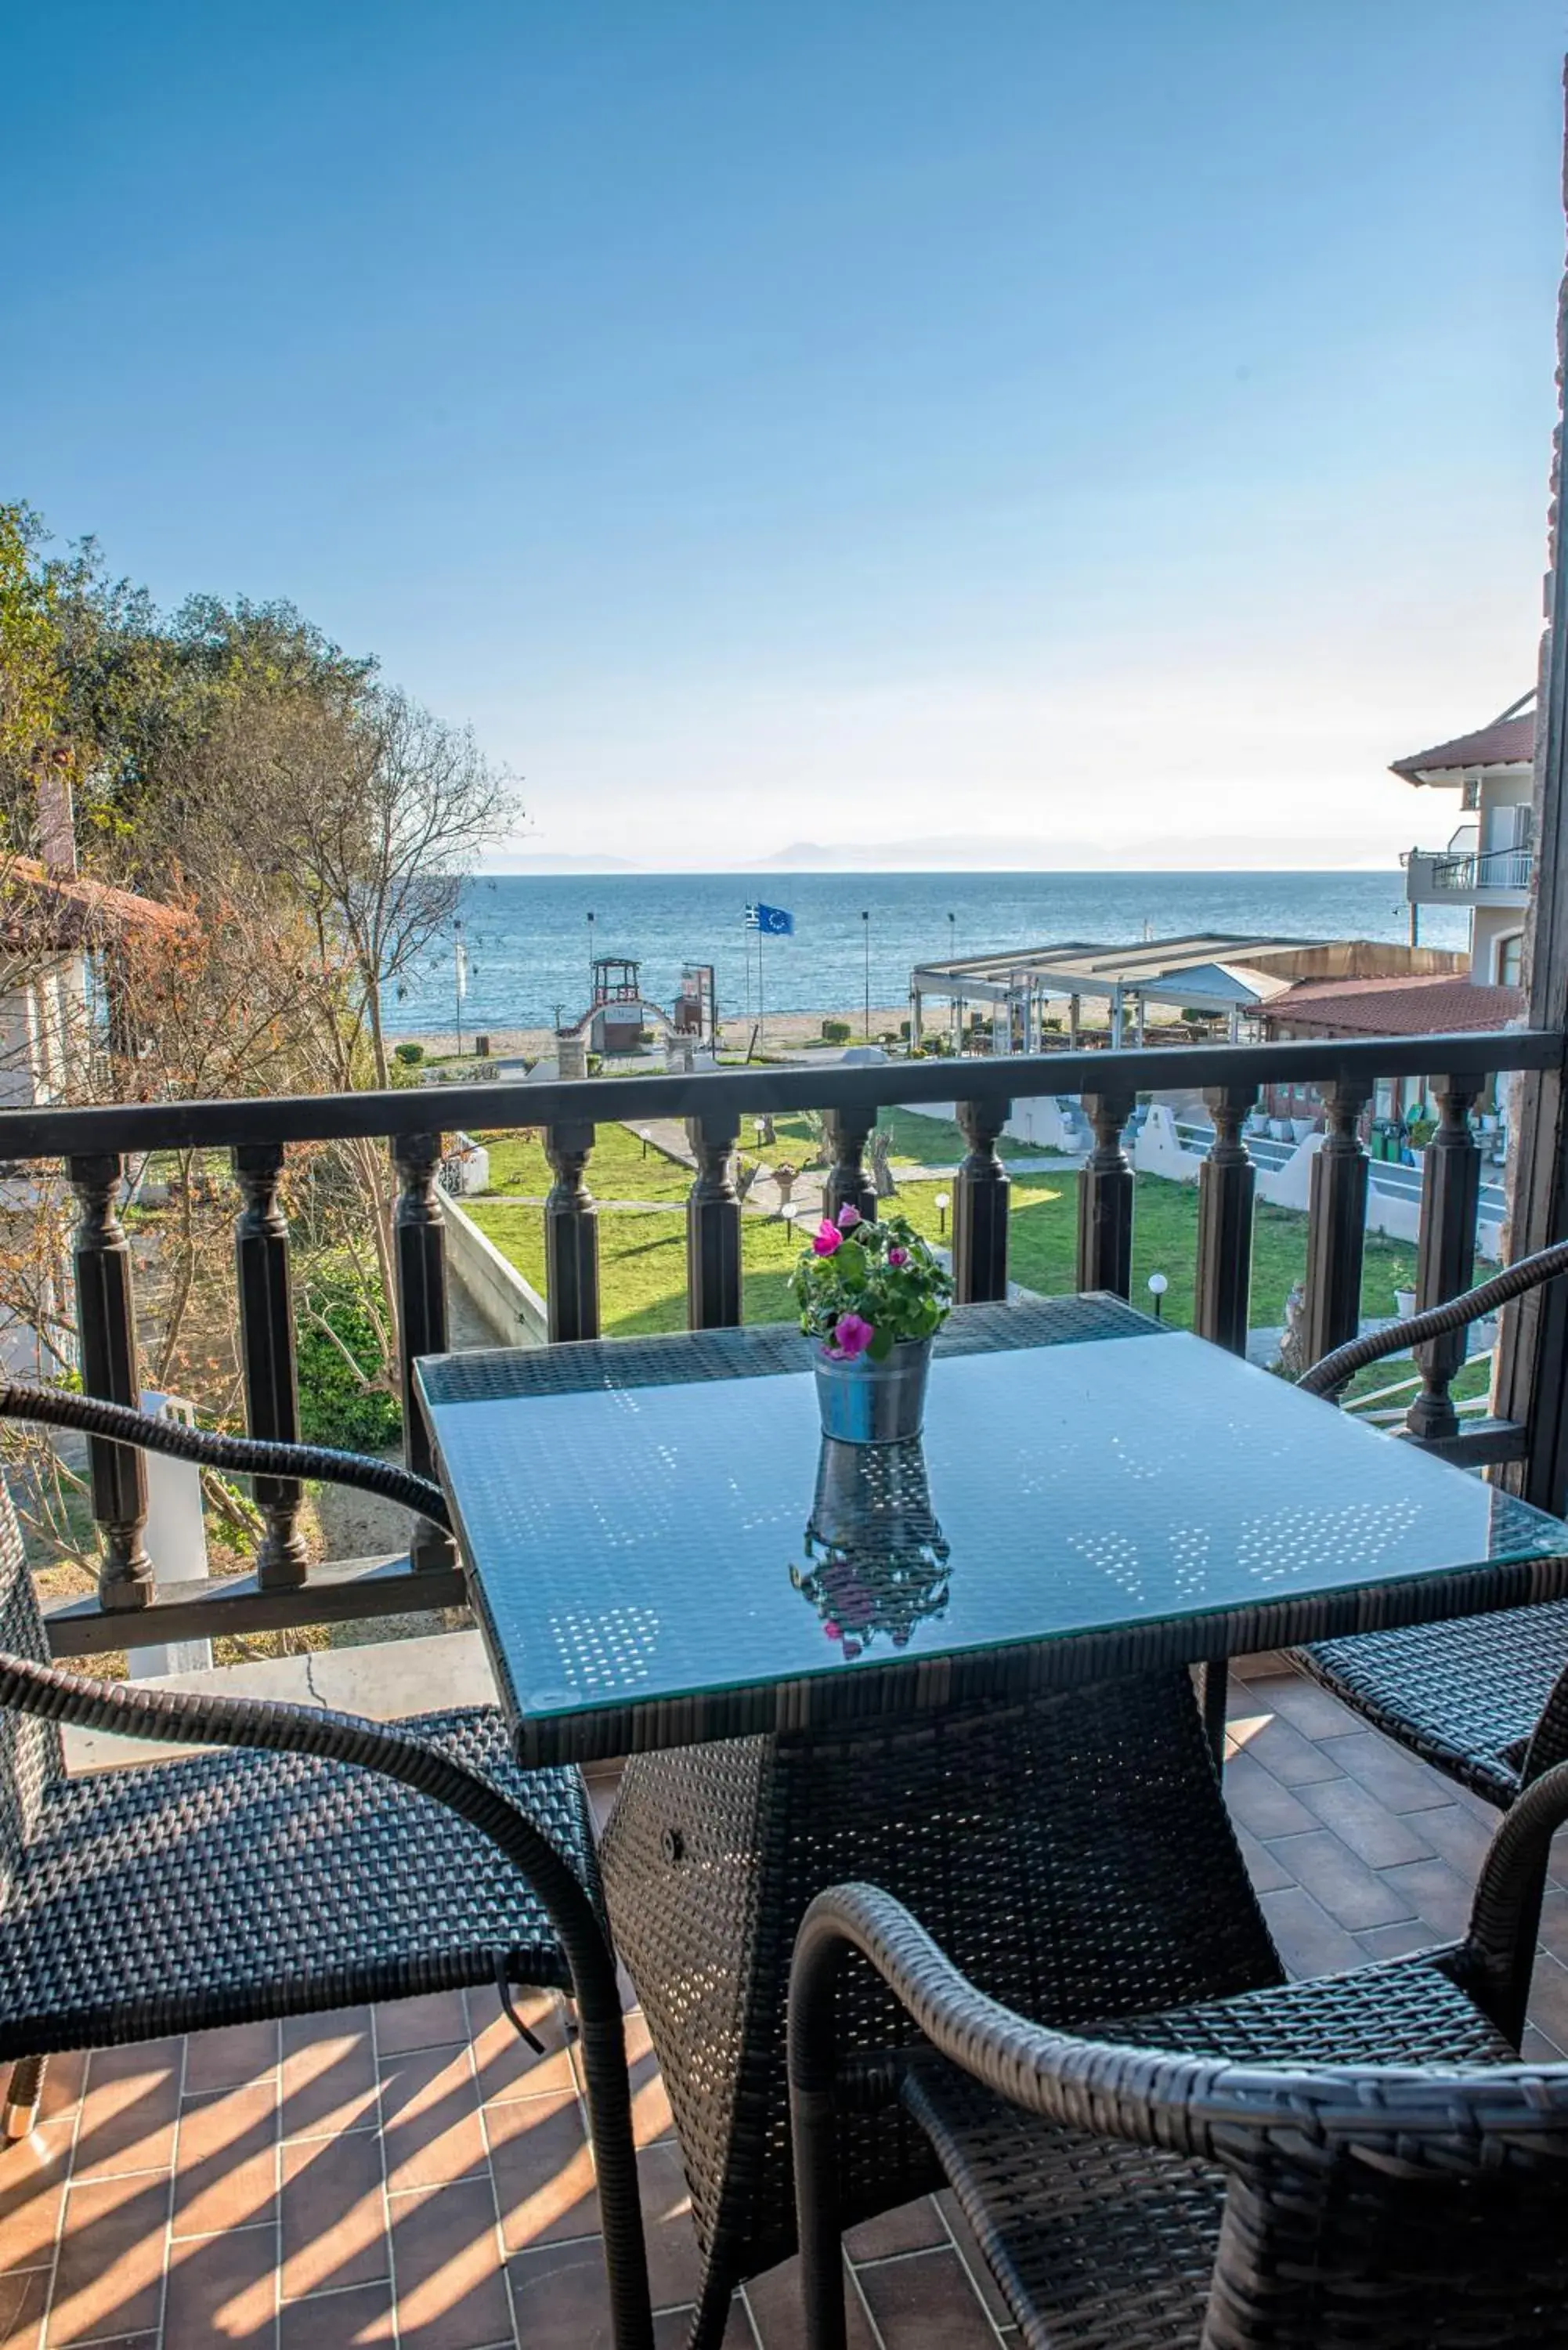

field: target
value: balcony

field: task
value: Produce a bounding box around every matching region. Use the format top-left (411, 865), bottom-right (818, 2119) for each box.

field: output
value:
top-left (5, 1029), bottom-right (1568, 2347)
top-left (1404, 842), bottom-right (1534, 906)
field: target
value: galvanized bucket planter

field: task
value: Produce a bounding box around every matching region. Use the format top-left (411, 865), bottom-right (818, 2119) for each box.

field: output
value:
top-left (813, 1336), bottom-right (933, 1444)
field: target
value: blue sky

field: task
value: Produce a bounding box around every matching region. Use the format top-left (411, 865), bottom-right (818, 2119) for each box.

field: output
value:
top-left (4, 1), bottom-right (1564, 867)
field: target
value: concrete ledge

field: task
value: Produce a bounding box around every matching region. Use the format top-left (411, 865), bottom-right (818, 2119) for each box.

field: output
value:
top-left (442, 1191), bottom-right (547, 1344)
top-left (65, 1626), bottom-right (499, 1776)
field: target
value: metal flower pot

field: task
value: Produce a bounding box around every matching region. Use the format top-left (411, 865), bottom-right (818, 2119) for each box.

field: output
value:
top-left (813, 1337), bottom-right (933, 1445)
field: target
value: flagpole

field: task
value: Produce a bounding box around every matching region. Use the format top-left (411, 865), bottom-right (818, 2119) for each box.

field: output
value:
top-left (743, 907), bottom-right (751, 1024)
top-left (758, 921), bottom-right (765, 1043)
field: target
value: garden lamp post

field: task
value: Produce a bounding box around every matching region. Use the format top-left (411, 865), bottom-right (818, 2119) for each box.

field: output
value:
top-left (935, 1191), bottom-right (951, 1238)
top-left (1147, 1271), bottom-right (1168, 1321)
top-left (638, 1126), bottom-right (652, 1159)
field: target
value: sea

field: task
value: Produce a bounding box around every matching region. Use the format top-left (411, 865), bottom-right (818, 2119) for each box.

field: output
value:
top-left (391, 871), bottom-right (1467, 1039)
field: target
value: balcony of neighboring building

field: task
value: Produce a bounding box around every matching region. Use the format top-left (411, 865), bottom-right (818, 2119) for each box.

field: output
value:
top-left (1404, 828), bottom-right (1534, 907)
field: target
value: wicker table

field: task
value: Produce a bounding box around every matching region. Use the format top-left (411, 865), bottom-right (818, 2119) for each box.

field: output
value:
top-left (417, 1295), bottom-right (1568, 2346)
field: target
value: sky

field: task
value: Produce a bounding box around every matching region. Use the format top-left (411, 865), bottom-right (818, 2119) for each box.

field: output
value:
top-left (4, 1), bottom-right (1565, 870)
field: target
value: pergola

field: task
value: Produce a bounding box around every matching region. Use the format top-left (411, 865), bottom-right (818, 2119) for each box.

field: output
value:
top-left (909, 932), bottom-right (1319, 1052)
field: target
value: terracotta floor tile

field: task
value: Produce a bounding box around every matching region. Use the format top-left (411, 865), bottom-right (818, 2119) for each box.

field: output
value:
top-left (280, 2131), bottom-right (389, 2299)
top-left (746, 2252), bottom-right (876, 2348)
top-left (279, 2281), bottom-right (395, 2347)
top-left (20, 2052), bottom-right (86, 2133)
top-left (162, 2222), bottom-right (279, 2347)
top-left (638, 2139), bottom-right (704, 2311)
top-left (1391, 1798), bottom-right (1492, 1879)
top-left (378, 2047), bottom-right (487, 2193)
top-left (1523, 1950), bottom-right (1568, 2049)
top-left (1232, 1824), bottom-right (1292, 1895)
top-left (1257, 1885), bottom-right (1367, 1979)
top-left (1375, 1854), bottom-right (1476, 1939)
top-left (71, 2041), bottom-right (182, 2184)
top-left (655, 2299), bottom-right (757, 2345)
top-left (1225, 1708), bottom-right (1346, 1788)
top-left (0, 2123), bottom-right (74, 2276)
top-left (1356, 1918), bottom-right (1443, 1962)
top-left (508, 2238), bottom-right (616, 2350)
top-left (487, 2092), bottom-right (598, 2251)
top-left (387, 2178), bottom-right (513, 2350)
top-left (48, 2171), bottom-right (171, 2345)
top-left (936, 2189), bottom-right (1014, 2329)
top-left (0, 2266), bottom-right (46, 2350)
top-left (1321, 1730), bottom-right (1459, 1814)
top-left (1222, 1754), bottom-right (1318, 1842)
top-left (844, 2196), bottom-right (947, 2262)
top-left (282, 2006), bottom-right (372, 2053)
top-left (373, 1992), bottom-right (470, 2057)
top-left (1263, 1828), bottom-right (1416, 1932)
top-left (1245, 1672), bottom-right (1366, 1743)
top-left (855, 2243), bottom-right (1003, 2346)
top-left (183, 2021), bottom-right (281, 2096)
top-left (280, 2023), bottom-right (380, 2143)
top-left (468, 1987), bottom-right (577, 2105)
top-left (172, 2082), bottom-right (279, 2240)
top-left (1292, 1772), bottom-right (1439, 1868)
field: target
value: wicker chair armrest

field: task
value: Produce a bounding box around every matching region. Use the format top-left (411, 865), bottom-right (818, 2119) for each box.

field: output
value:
top-left (1460, 1759), bottom-right (1568, 2043)
top-left (1298, 1238), bottom-right (1568, 1400)
top-left (0, 1646), bottom-right (653, 2348)
top-left (0, 1379), bottom-right (450, 1531)
top-left (789, 1882), bottom-right (1227, 2163)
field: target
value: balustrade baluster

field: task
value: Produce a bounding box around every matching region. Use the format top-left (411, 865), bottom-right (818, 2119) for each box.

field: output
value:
top-left (686, 1108), bottom-right (742, 1329)
top-left (544, 1120), bottom-right (601, 1343)
top-left (1077, 1091), bottom-right (1134, 1298)
top-left (952, 1097), bottom-right (1011, 1303)
top-left (232, 1143), bottom-right (307, 1589)
top-left (392, 1132), bottom-right (454, 1571)
top-left (1407, 1080), bottom-right (1482, 1441)
top-left (67, 1152), bottom-right (151, 1607)
top-left (1195, 1084), bottom-right (1258, 1354)
top-left (1302, 1080), bottom-right (1371, 1368)
top-left (822, 1107), bottom-right (877, 1228)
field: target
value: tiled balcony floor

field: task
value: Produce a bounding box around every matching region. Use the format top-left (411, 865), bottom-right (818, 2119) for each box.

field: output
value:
top-left (5, 1652), bottom-right (1568, 2348)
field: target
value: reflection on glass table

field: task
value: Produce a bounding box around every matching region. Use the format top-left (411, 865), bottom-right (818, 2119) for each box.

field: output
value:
top-left (792, 1436), bottom-right (951, 1659)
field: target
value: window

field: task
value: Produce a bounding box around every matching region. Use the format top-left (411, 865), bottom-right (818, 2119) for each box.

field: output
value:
top-left (1498, 932), bottom-right (1525, 989)
top-left (1461, 777), bottom-right (1482, 812)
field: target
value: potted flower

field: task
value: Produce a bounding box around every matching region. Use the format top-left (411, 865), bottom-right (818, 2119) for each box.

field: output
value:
top-left (772, 1162), bottom-right (799, 1207)
top-left (1393, 1263), bottom-right (1417, 1319)
top-left (790, 1205), bottom-right (953, 1443)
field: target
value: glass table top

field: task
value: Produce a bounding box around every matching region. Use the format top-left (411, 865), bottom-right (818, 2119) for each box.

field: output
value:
top-left (417, 1314), bottom-right (1568, 1762)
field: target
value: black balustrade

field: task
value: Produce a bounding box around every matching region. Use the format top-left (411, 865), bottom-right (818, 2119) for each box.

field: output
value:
top-left (392, 1132), bottom-right (454, 1571)
top-left (544, 1119), bottom-right (601, 1344)
top-left (952, 1097), bottom-right (1010, 1303)
top-left (1077, 1091), bottom-right (1134, 1299)
top-left (1194, 1084), bottom-right (1258, 1355)
top-left (822, 1107), bottom-right (877, 1228)
top-left (67, 1153), bottom-right (152, 1608)
top-left (686, 1109), bottom-right (742, 1329)
top-left (1407, 1081), bottom-right (1483, 1443)
top-left (16, 1023), bottom-right (1558, 1654)
top-left (232, 1143), bottom-right (308, 1589)
top-left (1302, 1081), bottom-right (1371, 1367)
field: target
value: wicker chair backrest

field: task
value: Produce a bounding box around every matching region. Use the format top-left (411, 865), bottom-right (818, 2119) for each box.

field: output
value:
top-left (0, 1472), bottom-right (63, 1906)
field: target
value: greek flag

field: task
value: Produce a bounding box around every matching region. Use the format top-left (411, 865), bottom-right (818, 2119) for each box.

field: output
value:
top-left (745, 902), bottom-right (794, 936)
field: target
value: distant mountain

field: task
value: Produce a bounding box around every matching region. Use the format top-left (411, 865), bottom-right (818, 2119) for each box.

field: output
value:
top-left (746, 834), bottom-right (1397, 873)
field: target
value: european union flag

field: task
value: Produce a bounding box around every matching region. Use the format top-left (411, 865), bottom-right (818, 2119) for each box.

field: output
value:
top-left (748, 902), bottom-right (794, 936)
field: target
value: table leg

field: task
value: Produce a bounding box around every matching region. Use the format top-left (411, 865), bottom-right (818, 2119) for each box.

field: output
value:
top-left (598, 1668), bottom-right (1280, 2346)
top-left (1202, 1659), bottom-right (1230, 1768)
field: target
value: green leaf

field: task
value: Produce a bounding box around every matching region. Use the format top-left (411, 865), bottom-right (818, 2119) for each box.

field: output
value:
top-left (867, 1325), bottom-right (894, 1361)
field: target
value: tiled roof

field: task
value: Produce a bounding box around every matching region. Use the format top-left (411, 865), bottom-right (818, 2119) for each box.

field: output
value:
top-left (0, 857), bottom-right (186, 950)
top-left (1391, 711), bottom-right (1535, 779)
top-left (1263, 974), bottom-right (1525, 1036)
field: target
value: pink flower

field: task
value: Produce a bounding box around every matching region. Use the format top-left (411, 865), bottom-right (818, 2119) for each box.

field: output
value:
top-left (811, 1220), bottom-right (843, 1256)
top-left (836, 1203), bottom-right (862, 1230)
top-left (887, 1246), bottom-right (909, 1267)
top-left (824, 1620), bottom-right (843, 1641)
top-left (829, 1311), bottom-right (876, 1358)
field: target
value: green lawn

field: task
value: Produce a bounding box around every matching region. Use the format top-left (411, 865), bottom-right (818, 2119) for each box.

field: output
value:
top-left (477, 1123), bottom-right (694, 1202)
top-left (467, 1198), bottom-right (804, 1336)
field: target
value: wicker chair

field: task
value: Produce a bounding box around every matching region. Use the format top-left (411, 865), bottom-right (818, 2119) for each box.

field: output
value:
top-left (788, 1758), bottom-right (1568, 2349)
top-left (0, 1383), bottom-right (655, 2350)
top-left (1293, 1238), bottom-right (1568, 1809)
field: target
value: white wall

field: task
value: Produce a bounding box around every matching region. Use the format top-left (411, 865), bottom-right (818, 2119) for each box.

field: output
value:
top-left (440, 1195), bottom-right (548, 1346)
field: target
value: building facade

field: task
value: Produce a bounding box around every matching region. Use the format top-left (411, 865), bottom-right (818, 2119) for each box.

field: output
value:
top-left (1396, 693), bottom-right (1534, 987)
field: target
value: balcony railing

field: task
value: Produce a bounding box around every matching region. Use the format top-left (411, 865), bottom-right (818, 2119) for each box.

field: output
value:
top-left (2, 1026), bottom-right (1560, 1658)
top-left (1405, 844), bottom-right (1535, 899)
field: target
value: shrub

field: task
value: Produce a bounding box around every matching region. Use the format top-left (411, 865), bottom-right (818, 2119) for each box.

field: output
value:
top-left (296, 1275), bottom-right (402, 1452)
top-left (394, 1041), bottom-right (424, 1065)
top-left (821, 1018), bottom-right (851, 1043)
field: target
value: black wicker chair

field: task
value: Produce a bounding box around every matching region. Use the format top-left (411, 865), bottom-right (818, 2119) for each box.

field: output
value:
top-left (0, 1382), bottom-right (655, 2350)
top-left (1292, 1239), bottom-right (1568, 1809)
top-left (788, 1758), bottom-right (1568, 2349)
